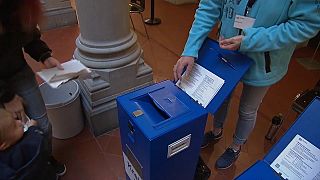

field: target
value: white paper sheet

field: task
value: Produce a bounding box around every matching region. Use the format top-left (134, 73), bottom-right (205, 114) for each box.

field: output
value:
top-left (176, 63), bottom-right (224, 108)
top-left (37, 59), bottom-right (91, 88)
top-left (270, 134), bottom-right (320, 180)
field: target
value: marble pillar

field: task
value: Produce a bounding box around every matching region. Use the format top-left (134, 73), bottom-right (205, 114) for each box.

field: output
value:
top-left (74, 0), bottom-right (153, 136)
top-left (41, 0), bottom-right (77, 30)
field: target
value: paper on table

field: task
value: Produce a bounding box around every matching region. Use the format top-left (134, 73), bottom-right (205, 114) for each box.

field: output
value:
top-left (37, 59), bottom-right (91, 88)
top-left (270, 134), bottom-right (320, 180)
top-left (176, 63), bottom-right (224, 108)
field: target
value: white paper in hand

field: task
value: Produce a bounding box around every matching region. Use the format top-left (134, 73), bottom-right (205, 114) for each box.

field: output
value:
top-left (176, 63), bottom-right (224, 108)
top-left (37, 59), bottom-right (91, 88)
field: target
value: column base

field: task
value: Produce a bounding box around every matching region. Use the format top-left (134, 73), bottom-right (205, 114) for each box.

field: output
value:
top-left (41, 6), bottom-right (78, 30)
top-left (79, 81), bottom-right (153, 136)
top-left (77, 61), bottom-right (153, 136)
top-left (80, 94), bottom-right (119, 136)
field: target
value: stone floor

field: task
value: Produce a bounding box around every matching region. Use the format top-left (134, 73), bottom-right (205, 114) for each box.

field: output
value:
top-left (25, 0), bottom-right (320, 179)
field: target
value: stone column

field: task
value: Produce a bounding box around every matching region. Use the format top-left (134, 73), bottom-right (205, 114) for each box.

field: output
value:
top-left (74, 0), bottom-right (153, 136)
top-left (41, 0), bottom-right (78, 30)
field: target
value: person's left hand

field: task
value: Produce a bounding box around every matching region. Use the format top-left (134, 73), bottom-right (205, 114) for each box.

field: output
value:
top-left (43, 57), bottom-right (64, 70)
top-left (26, 119), bottom-right (38, 128)
top-left (4, 95), bottom-right (26, 122)
top-left (219, 35), bottom-right (243, 50)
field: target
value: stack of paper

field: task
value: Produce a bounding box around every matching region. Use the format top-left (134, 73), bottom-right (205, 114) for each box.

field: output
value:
top-left (37, 59), bottom-right (91, 88)
top-left (176, 63), bottom-right (225, 108)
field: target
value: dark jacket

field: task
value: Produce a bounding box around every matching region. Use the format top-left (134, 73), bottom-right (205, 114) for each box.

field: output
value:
top-left (0, 27), bottom-right (52, 103)
top-left (0, 126), bottom-right (55, 180)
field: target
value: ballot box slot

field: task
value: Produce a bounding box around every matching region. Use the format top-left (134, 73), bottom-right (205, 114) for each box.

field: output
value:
top-left (132, 88), bottom-right (190, 127)
top-left (133, 94), bottom-right (170, 125)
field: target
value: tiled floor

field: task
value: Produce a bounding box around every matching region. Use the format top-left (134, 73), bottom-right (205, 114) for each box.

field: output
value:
top-left (25, 0), bottom-right (320, 179)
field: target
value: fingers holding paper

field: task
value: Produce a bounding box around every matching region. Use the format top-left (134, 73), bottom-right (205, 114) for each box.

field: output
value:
top-left (174, 56), bottom-right (195, 81)
top-left (219, 35), bottom-right (243, 51)
top-left (43, 57), bottom-right (64, 70)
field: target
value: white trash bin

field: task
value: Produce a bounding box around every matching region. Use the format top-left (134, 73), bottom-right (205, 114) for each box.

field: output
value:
top-left (40, 80), bottom-right (84, 139)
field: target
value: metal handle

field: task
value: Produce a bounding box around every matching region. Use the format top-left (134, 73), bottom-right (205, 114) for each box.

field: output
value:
top-left (167, 134), bottom-right (191, 158)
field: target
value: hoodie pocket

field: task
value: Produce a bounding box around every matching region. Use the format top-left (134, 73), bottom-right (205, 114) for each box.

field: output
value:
top-left (264, 52), bottom-right (271, 73)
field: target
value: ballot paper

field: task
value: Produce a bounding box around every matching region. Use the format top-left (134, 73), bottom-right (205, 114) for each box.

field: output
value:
top-left (270, 134), bottom-right (320, 180)
top-left (37, 59), bottom-right (91, 88)
top-left (176, 63), bottom-right (224, 108)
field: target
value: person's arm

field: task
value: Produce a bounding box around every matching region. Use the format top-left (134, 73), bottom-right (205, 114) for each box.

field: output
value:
top-left (23, 27), bottom-right (63, 69)
top-left (174, 0), bottom-right (223, 81)
top-left (23, 27), bottom-right (53, 62)
top-left (240, 0), bottom-right (320, 52)
top-left (182, 0), bottom-right (223, 58)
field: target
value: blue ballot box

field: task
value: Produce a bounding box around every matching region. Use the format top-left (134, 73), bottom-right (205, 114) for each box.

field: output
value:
top-left (117, 80), bottom-right (208, 180)
top-left (236, 97), bottom-right (320, 180)
top-left (117, 38), bottom-right (253, 180)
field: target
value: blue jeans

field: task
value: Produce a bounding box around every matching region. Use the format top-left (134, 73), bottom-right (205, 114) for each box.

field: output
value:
top-left (3, 66), bottom-right (52, 154)
top-left (214, 83), bottom-right (270, 145)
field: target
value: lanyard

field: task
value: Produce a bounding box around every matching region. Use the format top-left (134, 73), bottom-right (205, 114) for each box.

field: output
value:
top-left (244, 0), bottom-right (256, 16)
top-left (238, 0), bottom-right (256, 35)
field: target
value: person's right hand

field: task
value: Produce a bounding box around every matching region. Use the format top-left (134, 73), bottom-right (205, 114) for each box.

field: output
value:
top-left (4, 95), bottom-right (26, 122)
top-left (43, 57), bottom-right (64, 70)
top-left (173, 56), bottom-right (195, 81)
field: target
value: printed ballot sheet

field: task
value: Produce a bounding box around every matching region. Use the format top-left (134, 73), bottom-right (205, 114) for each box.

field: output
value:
top-left (270, 134), bottom-right (320, 180)
top-left (176, 63), bottom-right (224, 108)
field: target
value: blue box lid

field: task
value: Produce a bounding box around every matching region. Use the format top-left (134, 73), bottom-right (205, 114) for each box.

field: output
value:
top-left (117, 80), bottom-right (207, 140)
top-left (196, 38), bottom-right (253, 114)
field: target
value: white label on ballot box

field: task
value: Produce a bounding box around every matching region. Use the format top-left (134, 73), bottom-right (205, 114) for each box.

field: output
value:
top-left (270, 134), bottom-right (320, 180)
top-left (123, 152), bottom-right (143, 180)
top-left (176, 63), bottom-right (224, 108)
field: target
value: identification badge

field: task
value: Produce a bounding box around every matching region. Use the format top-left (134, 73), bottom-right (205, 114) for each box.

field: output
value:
top-left (233, 15), bottom-right (255, 30)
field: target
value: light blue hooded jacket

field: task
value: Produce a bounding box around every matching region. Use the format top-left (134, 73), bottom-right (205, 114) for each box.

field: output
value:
top-left (182, 0), bottom-right (320, 86)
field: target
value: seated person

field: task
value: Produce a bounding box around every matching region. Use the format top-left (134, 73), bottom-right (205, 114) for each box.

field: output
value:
top-left (0, 109), bottom-right (56, 180)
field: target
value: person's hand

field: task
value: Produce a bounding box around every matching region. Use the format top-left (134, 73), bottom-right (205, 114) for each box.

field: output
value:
top-left (43, 57), bottom-right (64, 70)
top-left (219, 35), bottom-right (243, 50)
top-left (26, 119), bottom-right (38, 127)
top-left (173, 56), bottom-right (195, 81)
top-left (4, 95), bottom-right (26, 122)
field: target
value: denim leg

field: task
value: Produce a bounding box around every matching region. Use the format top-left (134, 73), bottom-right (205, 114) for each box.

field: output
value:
top-left (233, 84), bottom-right (270, 145)
top-left (214, 95), bottom-right (232, 129)
top-left (8, 66), bottom-right (52, 154)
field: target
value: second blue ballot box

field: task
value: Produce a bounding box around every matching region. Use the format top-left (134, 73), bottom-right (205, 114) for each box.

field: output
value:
top-left (117, 38), bottom-right (253, 180)
top-left (117, 80), bottom-right (208, 180)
